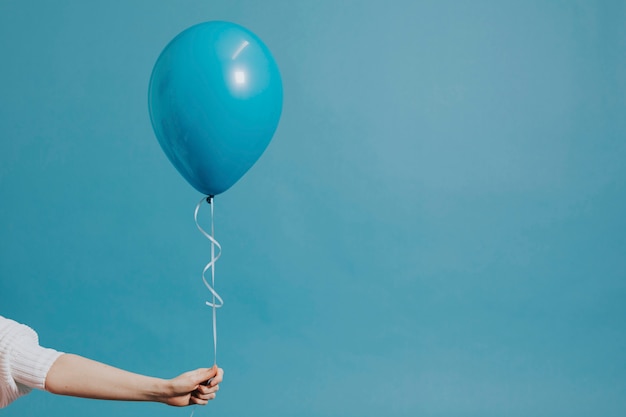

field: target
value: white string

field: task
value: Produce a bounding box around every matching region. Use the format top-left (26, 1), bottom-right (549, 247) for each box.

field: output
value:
top-left (193, 196), bottom-right (223, 366)
top-left (190, 197), bottom-right (222, 416)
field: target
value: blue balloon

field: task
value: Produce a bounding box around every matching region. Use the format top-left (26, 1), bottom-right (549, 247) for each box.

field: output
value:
top-left (149, 21), bottom-right (283, 196)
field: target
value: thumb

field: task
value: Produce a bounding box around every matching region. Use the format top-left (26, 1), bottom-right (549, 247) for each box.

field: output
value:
top-left (195, 367), bottom-right (218, 385)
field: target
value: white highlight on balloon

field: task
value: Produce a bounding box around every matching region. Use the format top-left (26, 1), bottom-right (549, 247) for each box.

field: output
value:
top-left (232, 40), bottom-right (249, 59)
top-left (234, 70), bottom-right (246, 84)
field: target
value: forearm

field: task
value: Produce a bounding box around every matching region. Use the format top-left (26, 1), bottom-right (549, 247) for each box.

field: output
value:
top-left (45, 354), bottom-right (169, 403)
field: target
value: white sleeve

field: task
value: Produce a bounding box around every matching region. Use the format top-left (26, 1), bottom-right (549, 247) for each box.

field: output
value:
top-left (0, 316), bottom-right (64, 408)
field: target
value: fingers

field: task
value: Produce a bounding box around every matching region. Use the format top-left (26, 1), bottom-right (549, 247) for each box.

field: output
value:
top-left (190, 395), bottom-right (210, 406)
top-left (177, 365), bottom-right (223, 407)
top-left (193, 391), bottom-right (217, 402)
top-left (190, 366), bottom-right (223, 405)
top-left (191, 385), bottom-right (218, 404)
top-left (195, 384), bottom-right (219, 395)
top-left (209, 368), bottom-right (224, 387)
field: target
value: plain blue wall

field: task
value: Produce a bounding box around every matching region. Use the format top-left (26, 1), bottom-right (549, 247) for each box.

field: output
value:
top-left (1, 1), bottom-right (625, 416)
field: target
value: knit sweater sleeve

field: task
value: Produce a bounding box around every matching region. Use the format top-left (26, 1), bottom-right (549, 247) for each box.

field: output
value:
top-left (0, 316), bottom-right (64, 408)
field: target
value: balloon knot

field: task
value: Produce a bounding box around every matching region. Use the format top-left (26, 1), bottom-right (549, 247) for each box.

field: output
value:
top-left (206, 195), bottom-right (214, 204)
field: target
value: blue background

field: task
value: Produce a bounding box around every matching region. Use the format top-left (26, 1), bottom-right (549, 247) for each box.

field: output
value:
top-left (1, 1), bottom-right (625, 416)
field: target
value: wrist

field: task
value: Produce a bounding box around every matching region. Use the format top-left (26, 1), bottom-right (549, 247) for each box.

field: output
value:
top-left (147, 377), bottom-right (172, 403)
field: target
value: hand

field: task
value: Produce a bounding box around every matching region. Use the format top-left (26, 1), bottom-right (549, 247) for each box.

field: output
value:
top-left (161, 365), bottom-right (224, 407)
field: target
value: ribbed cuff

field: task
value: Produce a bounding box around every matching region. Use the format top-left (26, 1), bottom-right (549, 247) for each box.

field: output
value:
top-left (11, 340), bottom-right (64, 390)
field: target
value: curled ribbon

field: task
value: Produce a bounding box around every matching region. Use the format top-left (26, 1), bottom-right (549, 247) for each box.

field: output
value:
top-left (194, 196), bottom-right (223, 366)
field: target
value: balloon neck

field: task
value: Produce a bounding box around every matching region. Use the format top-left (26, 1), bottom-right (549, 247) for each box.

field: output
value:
top-left (206, 195), bottom-right (214, 204)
